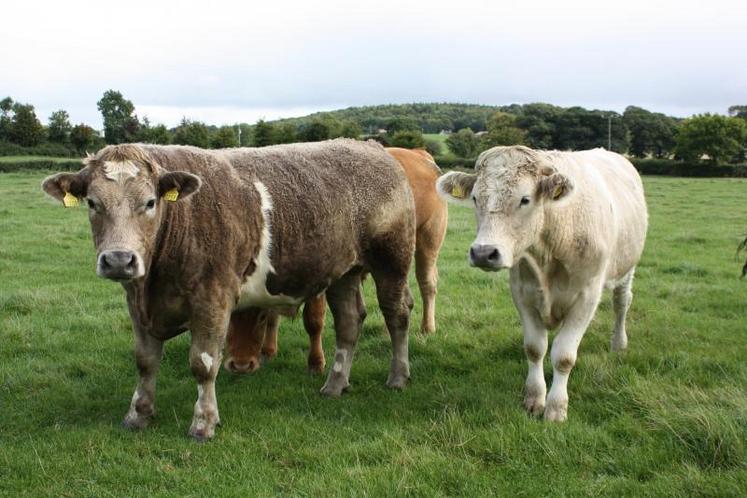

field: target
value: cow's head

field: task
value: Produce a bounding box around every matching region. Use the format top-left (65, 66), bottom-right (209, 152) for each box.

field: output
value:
top-left (42, 145), bottom-right (201, 281)
top-left (437, 145), bottom-right (573, 271)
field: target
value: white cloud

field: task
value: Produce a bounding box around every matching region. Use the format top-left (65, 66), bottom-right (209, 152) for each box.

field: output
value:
top-left (3, 0), bottom-right (745, 127)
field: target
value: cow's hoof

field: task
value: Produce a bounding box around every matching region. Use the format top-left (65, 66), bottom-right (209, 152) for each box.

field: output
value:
top-left (188, 427), bottom-right (214, 443)
top-left (188, 420), bottom-right (218, 442)
top-left (419, 324), bottom-right (436, 335)
top-left (122, 412), bottom-right (151, 430)
top-left (544, 400), bottom-right (568, 422)
top-left (386, 374), bottom-right (409, 390)
top-left (319, 380), bottom-right (349, 397)
top-left (523, 395), bottom-right (545, 417)
top-left (307, 360), bottom-right (326, 375)
top-left (610, 336), bottom-right (628, 352)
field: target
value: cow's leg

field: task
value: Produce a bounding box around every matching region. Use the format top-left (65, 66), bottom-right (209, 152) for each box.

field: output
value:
top-left (417, 208), bottom-right (447, 334)
top-left (320, 272), bottom-right (365, 397)
top-left (224, 308), bottom-right (266, 374)
top-left (188, 306), bottom-right (230, 441)
top-left (373, 271), bottom-right (414, 390)
top-left (123, 327), bottom-right (164, 429)
top-left (545, 283), bottom-right (603, 422)
top-left (611, 269), bottom-right (635, 352)
top-left (415, 235), bottom-right (440, 335)
top-left (303, 294), bottom-right (327, 374)
top-left (261, 312), bottom-right (280, 360)
top-left (520, 310), bottom-right (548, 416)
top-left (511, 262), bottom-right (548, 416)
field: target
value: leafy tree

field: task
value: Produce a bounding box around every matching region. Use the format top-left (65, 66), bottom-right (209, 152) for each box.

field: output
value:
top-left (339, 120), bottom-right (362, 139)
top-left (172, 118), bottom-right (210, 148)
top-left (298, 119), bottom-right (331, 142)
top-left (425, 139), bottom-right (442, 157)
top-left (47, 110), bottom-right (72, 143)
top-left (514, 103), bottom-right (563, 149)
top-left (211, 126), bottom-right (239, 148)
top-left (0, 96), bottom-right (14, 141)
top-left (675, 114), bottom-right (747, 164)
top-left (70, 124), bottom-right (95, 153)
top-left (385, 117), bottom-right (420, 134)
top-left (481, 112), bottom-right (526, 149)
top-left (729, 105), bottom-right (747, 120)
top-left (390, 130), bottom-right (426, 149)
top-left (623, 106), bottom-right (678, 158)
top-left (446, 128), bottom-right (480, 158)
top-left (238, 124), bottom-right (253, 146)
top-left (10, 103), bottom-right (44, 146)
top-left (553, 108), bottom-right (628, 151)
top-left (136, 118), bottom-right (171, 144)
top-left (273, 122), bottom-right (297, 144)
top-left (97, 90), bottom-right (139, 144)
top-left (252, 120), bottom-right (277, 147)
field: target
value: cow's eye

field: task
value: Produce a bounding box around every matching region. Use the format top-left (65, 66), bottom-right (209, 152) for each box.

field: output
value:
top-left (520, 196), bottom-right (530, 206)
top-left (145, 199), bottom-right (156, 209)
top-left (87, 199), bottom-right (96, 210)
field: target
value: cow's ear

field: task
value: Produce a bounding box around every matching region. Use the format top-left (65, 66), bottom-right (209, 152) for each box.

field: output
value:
top-left (436, 171), bottom-right (477, 207)
top-left (538, 173), bottom-right (574, 202)
top-left (42, 170), bottom-right (89, 206)
top-left (158, 171), bottom-right (202, 202)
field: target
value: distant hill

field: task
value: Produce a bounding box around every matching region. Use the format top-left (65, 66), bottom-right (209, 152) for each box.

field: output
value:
top-left (270, 103), bottom-right (505, 134)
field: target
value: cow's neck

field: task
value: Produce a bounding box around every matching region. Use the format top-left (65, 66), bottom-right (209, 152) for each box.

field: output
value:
top-left (120, 202), bottom-right (192, 329)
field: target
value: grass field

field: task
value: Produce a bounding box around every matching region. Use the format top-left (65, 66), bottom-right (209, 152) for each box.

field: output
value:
top-left (423, 133), bottom-right (454, 159)
top-left (0, 156), bottom-right (75, 163)
top-left (1, 172), bottom-right (746, 496)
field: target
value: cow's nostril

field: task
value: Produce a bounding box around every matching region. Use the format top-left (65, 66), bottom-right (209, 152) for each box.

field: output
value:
top-left (469, 247), bottom-right (476, 260)
top-left (488, 249), bottom-right (500, 261)
top-left (126, 254), bottom-right (137, 269)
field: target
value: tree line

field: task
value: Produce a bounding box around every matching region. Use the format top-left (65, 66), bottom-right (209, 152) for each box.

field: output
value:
top-left (1, 90), bottom-right (745, 165)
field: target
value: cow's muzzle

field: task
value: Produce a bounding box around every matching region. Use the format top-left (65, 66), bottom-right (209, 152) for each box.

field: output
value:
top-left (469, 244), bottom-right (504, 271)
top-left (97, 250), bottom-right (143, 280)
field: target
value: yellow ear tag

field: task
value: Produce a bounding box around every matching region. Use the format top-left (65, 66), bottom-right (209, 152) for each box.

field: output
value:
top-left (163, 188), bottom-right (179, 202)
top-left (62, 191), bottom-right (79, 208)
top-left (452, 185), bottom-right (465, 199)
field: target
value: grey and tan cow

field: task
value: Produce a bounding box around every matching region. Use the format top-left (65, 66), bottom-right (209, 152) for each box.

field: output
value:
top-left (437, 146), bottom-right (647, 422)
top-left (42, 139), bottom-right (415, 440)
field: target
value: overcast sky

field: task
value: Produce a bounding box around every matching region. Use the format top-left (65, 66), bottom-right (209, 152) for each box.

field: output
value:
top-left (2, 0), bottom-right (745, 128)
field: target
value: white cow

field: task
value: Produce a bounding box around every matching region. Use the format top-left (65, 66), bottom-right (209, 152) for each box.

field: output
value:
top-left (437, 146), bottom-right (648, 422)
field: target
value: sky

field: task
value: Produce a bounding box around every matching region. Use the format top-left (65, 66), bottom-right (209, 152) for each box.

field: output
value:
top-left (2, 0), bottom-right (746, 129)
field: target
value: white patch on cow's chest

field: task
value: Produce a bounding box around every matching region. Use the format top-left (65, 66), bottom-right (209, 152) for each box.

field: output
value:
top-left (103, 160), bottom-right (139, 183)
top-left (235, 182), bottom-right (302, 309)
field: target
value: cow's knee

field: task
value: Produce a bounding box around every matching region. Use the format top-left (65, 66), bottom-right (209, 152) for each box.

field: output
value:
top-left (552, 352), bottom-right (576, 374)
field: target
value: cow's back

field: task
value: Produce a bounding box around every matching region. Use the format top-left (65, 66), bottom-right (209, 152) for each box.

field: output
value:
top-left (543, 149), bottom-right (647, 281)
top-left (222, 139), bottom-right (415, 299)
top-left (386, 147), bottom-right (443, 229)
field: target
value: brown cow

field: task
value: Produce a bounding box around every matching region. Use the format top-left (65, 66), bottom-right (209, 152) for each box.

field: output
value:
top-left (224, 147), bottom-right (448, 375)
top-left (41, 139), bottom-right (415, 440)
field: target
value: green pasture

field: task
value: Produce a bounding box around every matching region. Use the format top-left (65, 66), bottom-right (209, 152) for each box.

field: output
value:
top-left (423, 133), bottom-right (454, 159)
top-left (0, 156), bottom-right (75, 163)
top-left (1, 172), bottom-right (746, 496)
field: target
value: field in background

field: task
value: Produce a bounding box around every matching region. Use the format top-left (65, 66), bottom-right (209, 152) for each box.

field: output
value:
top-left (1, 173), bottom-right (746, 496)
top-left (424, 133), bottom-right (455, 159)
top-left (0, 156), bottom-right (76, 163)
